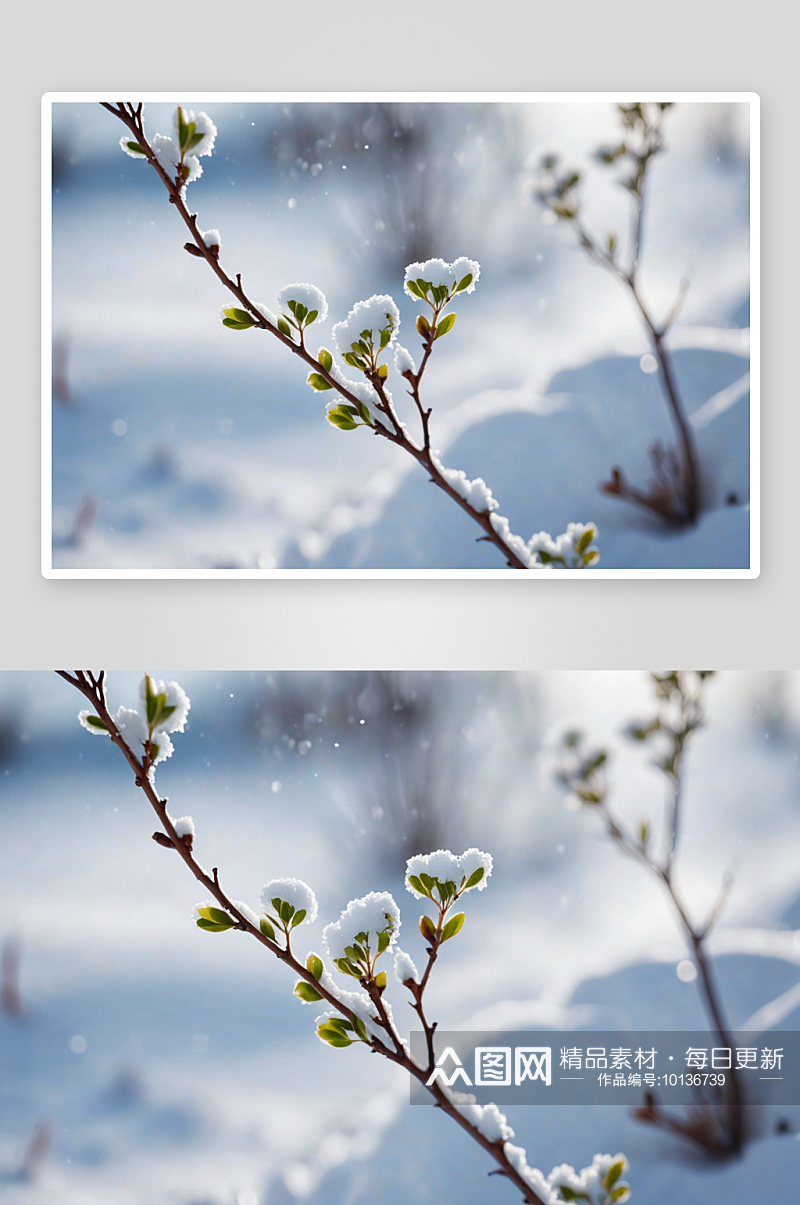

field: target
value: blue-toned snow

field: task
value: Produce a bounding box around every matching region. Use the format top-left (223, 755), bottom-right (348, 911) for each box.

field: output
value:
top-left (50, 101), bottom-right (752, 570)
top-left (2, 671), bottom-right (800, 1203)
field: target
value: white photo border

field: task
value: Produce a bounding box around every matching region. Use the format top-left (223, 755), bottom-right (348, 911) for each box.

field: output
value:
top-left (42, 91), bottom-right (760, 581)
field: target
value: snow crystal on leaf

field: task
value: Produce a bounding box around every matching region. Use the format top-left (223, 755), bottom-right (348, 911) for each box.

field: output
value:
top-left (139, 676), bottom-right (190, 733)
top-left (277, 283), bottom-right (328, 323)
top-left (260, 877), bottom-right (319, 923)
top-left (119, 136), bottom-right (146, 159)
top-left (547, 1153), bottom-right (630, 1205)
top-left (403, 256), bottom-right (480, 297)
top-left (113, 705), bottom-right (149, 749)
top-left (406, 849), bottom-right (460, 886)
top-left (528, 523), bottom-right (599, 568)
top-left (456, 848), bottom-right (493, 888)
top-left (393, 948), bottom-right (419, 985)
top-left (323, 891), bottom-right (401, 961)
top-left (405, 848), bottom-right (493, 895)
top-left (78, 710), bottom-right (108, 735)
top-left (394, 344), bottom-right (417, 376)
top-left (151, 133), bottom-right (181, 172)
top-left (332, 295), bottom-right (400, 356)
top-left (173, 107), bottom-right (217, 157)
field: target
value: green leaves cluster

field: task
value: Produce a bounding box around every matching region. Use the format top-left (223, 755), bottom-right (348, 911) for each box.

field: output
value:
top-left (177, 106), bottom-right (207, 156)
top-left (333, 926), bottom-right (393, 979)
top-left (196, 905), bottom-right (235, 932)
top-left (83, 713), bottom-right (108, 732)
top-left (260, 894), bottom-right (309, 941)
top-left (408, 866), bottom-right (485, 906)
top-left (326, 401), bottom-right (374, 431)
top-left (406, 275), bottom-right (473, 306)
top-left (221, 306), bottom-right (258, 331)
top-left (340, 319), bottom-right (394, 375)
top-left (279, 298), bottom-right (319, 341)
top-left (555, 1158), bottom-right (630, 1203)
top-left (538, 526), bottom-right (599, 569)
top-left (317, 1014), bottom-right (369, 1048)
top-left (294, 953), bottom-right (325, 1002)
top-left (144, 674), bottom-right (177, 731)
top-left (307, 347), bottom-right (375, 431)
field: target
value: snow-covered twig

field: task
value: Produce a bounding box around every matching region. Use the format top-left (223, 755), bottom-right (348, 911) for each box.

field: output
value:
top-left (546, 671), bottom-right (745, 1157)
top-left (59, 670), bottom-right (631, 1205)
top-left (101, 101), bottom-right (598, 571)
top-left (534, 103), bottom-right (700, 527)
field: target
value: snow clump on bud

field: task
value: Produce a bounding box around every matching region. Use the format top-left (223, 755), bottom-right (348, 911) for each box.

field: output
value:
top-left (394, 948), bottom-right (419, 985)
top-left (403, 256), bottom-right (480, 299)
top-left (332, 295), bottom-right (400, 357)
top-left (323, 891), bottom-right (401, 961)
top-left (260, 878), bottom-right (319, 924)
top-left (140, 676), bottom-right (190, 733)
top-left (394, 344), bottom-right (417, 376)
top-left (405, 848), bottom-right (493, 897)
top-left (277, 283), bottom-right (329, 323)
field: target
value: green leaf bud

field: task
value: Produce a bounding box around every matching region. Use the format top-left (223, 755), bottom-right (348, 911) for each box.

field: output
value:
top-left (327, 408), bottom-right (359, 431)
top-left (604, 1161), bottom-right (625, 1190)
top-left (576, 526), bottom-right (595, 554)
top-left (318, 349), bottom-right (333, 372)
top-left (419, 914), bottom-right (437, 943)
top-left (307, 954), bottom-right (324, 980)
top-left (441, 912), bottom-right (465, 942)
top-left (294, 980), bottom-right (324, 1003)
top-left (307, 372), bottom-right (333, 391)
top-left (434, 312), bottom-right (456, 340)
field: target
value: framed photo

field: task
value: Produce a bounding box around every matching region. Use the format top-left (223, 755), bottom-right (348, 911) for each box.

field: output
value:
top-left (43, 93), bottom-right (758, 578)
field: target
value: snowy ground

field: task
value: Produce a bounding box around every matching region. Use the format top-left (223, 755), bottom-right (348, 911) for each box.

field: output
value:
top-left (48, 100), bottom-right (753, 572)
top-left (2, 671), bottom-right (799, 1203)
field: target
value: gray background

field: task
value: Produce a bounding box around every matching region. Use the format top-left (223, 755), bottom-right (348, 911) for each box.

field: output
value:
top-left (2, 1), bottom-right (794, 668)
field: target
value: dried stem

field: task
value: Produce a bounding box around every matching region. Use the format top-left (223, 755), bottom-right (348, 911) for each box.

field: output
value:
top-left (542, 104), bottom-right (700, 526)
top-left (57, 669), bottom-right (550, 1205)
top-left (565, 672), bottom-right (744, 1156)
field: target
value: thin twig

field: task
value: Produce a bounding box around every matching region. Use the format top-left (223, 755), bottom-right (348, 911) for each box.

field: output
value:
top-left (102, 103), bottom-right (534, 570)
top-left (58, 670), bottom-right (550, 1205)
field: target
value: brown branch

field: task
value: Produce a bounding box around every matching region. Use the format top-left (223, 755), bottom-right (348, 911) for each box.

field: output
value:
top-left (58, 669), bottom-right (550, 1205)
top-left (548, 103), bottom-right (700, 526)
top-left (102, 102), bottom-right (537, 571)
